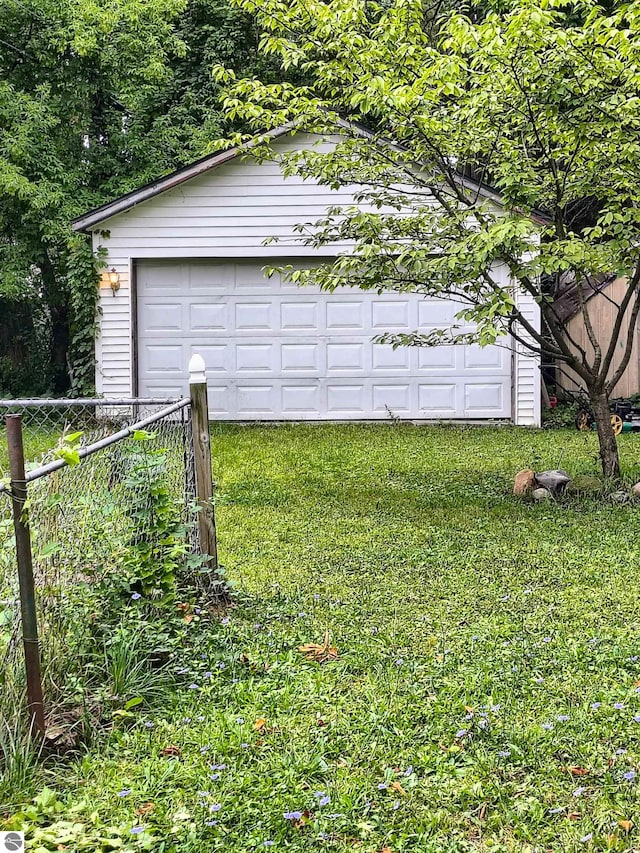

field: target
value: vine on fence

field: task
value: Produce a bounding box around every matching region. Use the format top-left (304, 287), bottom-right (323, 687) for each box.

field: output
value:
top-left (66, 239), bottom-right (104, 398)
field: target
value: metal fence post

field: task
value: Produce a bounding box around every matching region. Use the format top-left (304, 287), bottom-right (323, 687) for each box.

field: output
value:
top-left (6, 415), bottom-right (46, 735)
top-left (188, 354), bottom-right (218, 570)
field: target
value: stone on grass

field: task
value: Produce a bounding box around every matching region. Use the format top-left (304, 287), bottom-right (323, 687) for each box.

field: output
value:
top-left (631, 482), bottom-right (640, 498)
top-left (534, 470), bottom-right (571, 494)
top-left (567, 475), bottom-right (602, 494)
top-left (610, 489), bottom-right (630, 504)
top-left (513, 469), bottom-right (535, 496)
top-left (532, 487), bottom-right (551, 501)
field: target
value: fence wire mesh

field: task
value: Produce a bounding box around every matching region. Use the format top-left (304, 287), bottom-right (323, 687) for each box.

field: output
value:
top-left (0, 399), bottom-right (197, 710)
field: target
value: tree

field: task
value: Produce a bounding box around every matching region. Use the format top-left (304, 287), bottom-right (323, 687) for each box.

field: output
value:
top-left (0, 0), bottom-right (276, 395)
top-left (216, 0), bottom-right (640, 478)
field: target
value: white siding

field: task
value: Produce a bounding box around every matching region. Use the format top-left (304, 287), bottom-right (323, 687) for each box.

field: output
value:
top-left (91, 132), bottom-right (539, 422)
top-left (512, 270), bottom-right (542, 427)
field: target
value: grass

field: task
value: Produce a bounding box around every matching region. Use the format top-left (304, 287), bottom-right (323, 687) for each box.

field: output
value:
top-left (5, 423), bottom-right (640, 851)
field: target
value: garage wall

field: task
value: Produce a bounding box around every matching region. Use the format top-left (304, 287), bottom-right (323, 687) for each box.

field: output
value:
top-left (91, 133), bottom-right (541, 425)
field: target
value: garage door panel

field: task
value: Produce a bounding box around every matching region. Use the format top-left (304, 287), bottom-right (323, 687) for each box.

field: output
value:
top-left (137, 260), bottom-right (512, 420)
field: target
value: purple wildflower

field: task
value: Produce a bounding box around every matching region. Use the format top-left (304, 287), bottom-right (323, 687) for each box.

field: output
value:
top-left (624, 770), bottom-right (636, 781)
top-left (557, 715), bottom-right (570, 722)
top-left (543, 637), bottom-right (552, 643)
top-left (573, 787), bottom-right (586, 797)
top-left (394, 658), bottom-right (404, 666)
top-left (117, 789), bottom-right (131, 797)
top-left (130, 826), bottom-right (145, 834)
top-left (455, 729), bottom-right (468, 739)
top-left (211, 764), bottom-right (226, 770)
top-left (210, 773), bottom-right (220, 782)
top-left (377, 783), bottom-right (388, 790)
top-left (144, 721), bottom-right (154, 729)
top-left (498, 750), bottom-right (510, 758)
top-left (188, 683), bottom-right (199, 690)
top-left (633, 714), bottom-right (640, 723)
top-left (392, 800), bottom-right (401, 810)
top-left (210, 804), bottom-right (222, 812)
top-left (580, 834), bottom-right (593, 843)
top-left (542, 723), bottom-right (553, 730)
top-left (264, 842), bottom-right (276, 847)
top-left (614, 702), bottom-right (625, 710)
top-left (221, 617), bottom-right (230, 626)
top-left (404, 766), bottom-right (413, 776)
top-left (591, 702), bottom-right (601, 710)
top-left (283, 811), bottom-right (303, 821)
top-left (549, 807), bottom-right (564, 815)
top-left (205, 820), bottom-right (218, 827)
top-left (131, 592), bottom-right (141, 601)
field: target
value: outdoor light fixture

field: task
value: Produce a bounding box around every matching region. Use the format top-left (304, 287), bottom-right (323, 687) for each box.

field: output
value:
top-left (108, 267), bottom-right (120, 296)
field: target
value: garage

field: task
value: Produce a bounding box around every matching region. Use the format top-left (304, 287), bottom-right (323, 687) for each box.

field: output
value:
top-left (136, 259), bottom-right (512, 420)
top-left (73, 128), bottom-right (539, 425)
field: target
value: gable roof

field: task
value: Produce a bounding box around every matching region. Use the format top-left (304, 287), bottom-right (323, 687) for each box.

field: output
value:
top-left (72, 125), bottom-right (297, 233)
top-left (73, 121), bottom-right (543, 233)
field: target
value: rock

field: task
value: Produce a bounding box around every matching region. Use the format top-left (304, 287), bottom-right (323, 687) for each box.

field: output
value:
top-left (567, 475), bottom-right (602, 494)
top-left (631, 482), bottom-right (640, 498)
top-left (532, 487), bottom-right (551, 501)
top-left (534, 469), bottom-right (571, 494)
top-left (513, 469), bottom-right (535, 496)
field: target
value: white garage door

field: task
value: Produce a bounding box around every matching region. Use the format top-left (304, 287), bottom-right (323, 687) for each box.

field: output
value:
top-left (137, 260), bottom-right (512, 420)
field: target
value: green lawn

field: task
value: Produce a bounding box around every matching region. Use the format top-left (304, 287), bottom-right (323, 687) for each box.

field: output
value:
top-left (7, 423), bottom-right (640, 852)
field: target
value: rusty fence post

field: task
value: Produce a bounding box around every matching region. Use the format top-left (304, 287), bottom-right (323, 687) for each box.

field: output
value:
top-left (6, 414), bottom-right (45, 735)
top-left (188, 354), bottom-right (218, 570)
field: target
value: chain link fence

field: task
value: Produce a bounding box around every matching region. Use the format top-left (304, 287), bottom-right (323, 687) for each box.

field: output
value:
top-left (0, 398), bottom-right (204, 727)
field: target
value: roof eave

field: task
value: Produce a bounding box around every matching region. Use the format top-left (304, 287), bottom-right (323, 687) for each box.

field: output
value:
top-left (72, 123), bottom-right (297, 233)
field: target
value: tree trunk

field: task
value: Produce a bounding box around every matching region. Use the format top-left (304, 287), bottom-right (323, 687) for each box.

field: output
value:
top-left (589, 391), bottom-right (621, 479)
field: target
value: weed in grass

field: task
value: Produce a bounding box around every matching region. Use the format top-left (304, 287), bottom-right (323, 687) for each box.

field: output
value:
top-left (0, 713), bottom-right (41, 806)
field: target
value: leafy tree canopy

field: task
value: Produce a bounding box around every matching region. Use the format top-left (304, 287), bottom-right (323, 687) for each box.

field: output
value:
top-left (216, 0), bottom-right (640, 476)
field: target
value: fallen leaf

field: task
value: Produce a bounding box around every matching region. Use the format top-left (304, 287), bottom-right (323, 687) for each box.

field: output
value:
top-left (478, 803), bottom-right (487, 820)
top-left (569, 766), bottom-right (589, 776)
top-left (389, 781), bottom-right (407, 796)
top-left (317, 718), bottom-right (327, 727)
top-left (568, 811), bottom-right (582, 821)
top-left (254, 718), bottom-right (267, 732)
top-left (298, 630), bottom-right (339, 663)
top-left (465, 706), bottom-right (474, 714)
top-left (380, 847), bottom-right (394, 853)
top-left (619, 819), bottom-right (633, 832)
top-left (292, 809), bottom-right (311, 829)
top-left (159, 745), bottom-right (182, 758)
top-left (184, 614), bottom-right (194, 624)
top-left (136, 802), bottom-right (155, 816)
